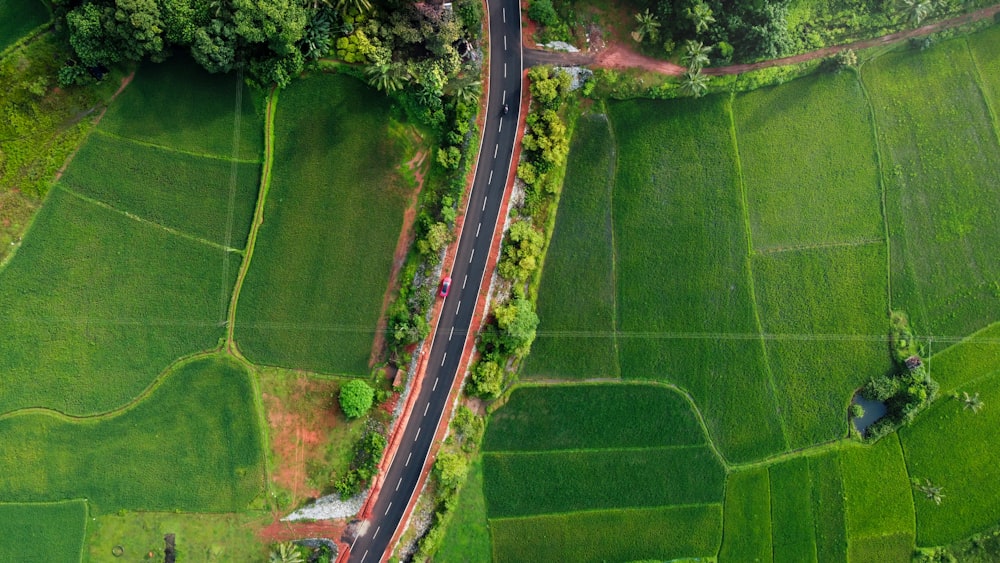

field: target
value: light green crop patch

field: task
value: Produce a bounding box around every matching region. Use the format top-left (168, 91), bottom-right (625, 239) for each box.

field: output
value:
top-left (734, 70), bottom-right (882, 250)
top-left (770, 457), bottom-right (818, 562)
top-left (719, 468), bottom-right (772, 562)
top-left (840, 436), bottom-right (914, 557)
top-left (436, 457), bottom-right (490, 563)
top-left (0, 500), bottom-right (87, 563)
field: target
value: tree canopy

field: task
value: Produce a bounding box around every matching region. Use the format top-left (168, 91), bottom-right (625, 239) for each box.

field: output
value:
top-left (339, 379), bottom-right (375, 419)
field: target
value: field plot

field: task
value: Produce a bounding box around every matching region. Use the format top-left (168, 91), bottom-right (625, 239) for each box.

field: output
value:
top-left (98, 58), bottom-right (264, 161)
top-left (0, 355), bottom-right (264, 514)
top-left (926, 322), bottom-right (1000, 393)
top-left (483, 384), bottom-right (704, 452)
top-left (719, 468), bottom-right (772, 562)
top-left (752, 244), bottom-right (889, 447)
top-left (609, 95), bottom-right (786, 462)
top-left (864, 37), bottom-right (1000, 340)
top-left (0, 0), bottom-right (48, 53)
top-left (491, 505), bottom-right (722, 563)
top-left (901, 371), bottom-right (1000, 546)
top-left (437, 458), bottom-right (490, 563)
top-left (236, 74), bottom-right (411, 375)
top-left (60, 132), bottom-right (259, 247)
top-left (968, 26), bottom-right (1000, 112)
top-left (840, 436), bottom-right (915, 560)
top-left (525, 113), bottom-right (618, 378)
top-left (809, 452), bottom-right (848, 562)
top-left (0, 188), bottom-right (236, 416)
top-left (769, 457), bottom-right (818, 562)
top-left (0, 500), bottom-right (86, 563)
top-left (734, 71), bottom-right (883, 249)
top-left (483, 384), bottom-right (724, 560)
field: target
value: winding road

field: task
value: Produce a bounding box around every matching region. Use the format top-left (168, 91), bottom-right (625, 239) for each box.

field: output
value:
top-left (344, 0), bottom-right (523, 560)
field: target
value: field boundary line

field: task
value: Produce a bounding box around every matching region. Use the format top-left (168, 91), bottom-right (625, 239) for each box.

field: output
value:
top-left (225, 86), bottom-right (279, 354)
top-left (754, 237), bottom-right (884, 256)
top-left (483, 444), bottom-right (707, 456)
top-left (602, 101), bottom-right (622, 378)
top-left (926, 321), bottom-right (1000, 362)
top-left (854, 67), bottom-right (894, 315)
top-left (727, 93), bottom-right (789, 451)
top-left (488, 501), bottom-right (723, 522)
top-left (91, 129), bottom-right (262, 164)
top-left (965, 38), bottom-right (1000, 159)
top-left (57, 185), bottom-right (244, 254)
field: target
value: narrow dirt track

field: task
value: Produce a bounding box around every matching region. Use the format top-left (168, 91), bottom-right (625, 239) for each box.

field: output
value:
top-left (526, 4), bottom-right (1000, 75)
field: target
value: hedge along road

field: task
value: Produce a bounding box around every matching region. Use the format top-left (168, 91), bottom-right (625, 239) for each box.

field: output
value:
top-left (344, 0), bottom-right (523, 560)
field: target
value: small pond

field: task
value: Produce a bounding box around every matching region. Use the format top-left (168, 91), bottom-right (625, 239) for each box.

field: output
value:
top-left (851, 391), bottom-right (887, 435)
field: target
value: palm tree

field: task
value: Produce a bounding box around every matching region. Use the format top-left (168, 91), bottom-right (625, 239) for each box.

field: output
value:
top-left (335, 0), bottom-right (372, 17)
top-left (898, 0), bottom-right (933, 27)
top-left (449, 78), bottom-right (482, 106)
top-left (681, 40), bottom-right (711, 71)
top-left (914, 478), bottom-right (945, 505)
top-left (366, 63), bottom-right (406, 93)
top-left (680, 69), bottom-right (710, 98)
top-left (269, 542), bottom-right (305, 563)
top-left (631, 10), bottom-right (661, 44)
top-left (962, 391), bottom-right (984, 413)
top-left (685, 1), bottom-right (716, 35)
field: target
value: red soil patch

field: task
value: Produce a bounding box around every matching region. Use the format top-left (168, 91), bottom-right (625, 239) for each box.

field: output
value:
top-left (262, 375), bottom-right (340, 507)
top-left (257, 518), bottom-right (348, 543)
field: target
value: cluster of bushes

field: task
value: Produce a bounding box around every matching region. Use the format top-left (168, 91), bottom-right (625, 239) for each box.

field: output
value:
top-left (861, 312), bottom-right (938, 441)
top-left (465, 67), bottom-right (573, 400)
top-left (410, 406), bottom-right (484, 559)
top-left (526, 0), bottom-right (575, 44)
top-left (333, 419), bottom-right (389, 498)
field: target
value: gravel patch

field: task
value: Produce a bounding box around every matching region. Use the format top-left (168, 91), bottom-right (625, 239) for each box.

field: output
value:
top-left (283, 491), bottom-right (367, 521)
top-left (542, 41), bottom-right (579, 52)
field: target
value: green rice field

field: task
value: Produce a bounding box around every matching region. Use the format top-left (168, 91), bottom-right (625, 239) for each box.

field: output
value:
top-left (0, 188), bottom-right (237, 416)
top-left (718, 468), bottom-right (772, 562)
top-left (770, 457), bottom-right (818, 562)
top-left (0, 500), bottom-right (87, 563)
top-left (0, 355), bottom-right (265, 514)
top-left (235, 73), bottom-right (412, 375)
top-left (525, 113), bottom-right (618, 378)
top-left (0, 0), bottom-right (49, 53)
top-left (840, 436), bottom-right (914, 559)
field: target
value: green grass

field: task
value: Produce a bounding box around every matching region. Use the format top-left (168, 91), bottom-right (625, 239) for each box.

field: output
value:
top-left (769, 457), bottom-right (818, 562)
top-left (490, 504), bottom-right (723, 563)
top-left (847, 532), bottom-right (913, 563)
top-left (86, 511), bottom-right (269, 562)
top-left (840, 436), bottom-right (915, 543)
top-left (719, 468), bottom-right (772, 563)
top-left (0, 355), bottom-right (265, 514)
top-left (483, 384), bottom-right (704, 452)
top-left (926, 322), bottom-right (1000, 394)
top-left (436, 457), bottom-right (491, 563)
top-left (235, 73), bottom-right (411, 375)
top-left (0, 188), bottom-right (237, 416)
top-left (59, 132), bottom-right (259, 247)
top-left (98, 58), bottom-right (264, 161)
top-left (864, 38), bottom-right (1000, 340)
top-left (810, 452), bottom-right (849, 562)
top-left (484, 446), bottom-right (724, 518)
top-left (734, 71), bottom-right (883, 249)
top-left (0, 500), bottom-right (87, 563)
top-left (0, 0), bottom-right (49, 53)
top-left (752, 244), bottom-right (890, 447)
top-left (609, 95), bottom-right (786, 462)
top-left (525, 113), bottom-right (618, 378)
top-left (967, 26), bottom-right (1000, 117)
top-left (900, 372), bottom-right (1000, 546)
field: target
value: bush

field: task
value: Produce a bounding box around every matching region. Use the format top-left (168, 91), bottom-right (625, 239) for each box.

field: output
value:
top-left (849, 403), bottom-right (865, 418)
top-left (528, 0), bottom-right (559, 27)
top-left (339, 380), bottom-right (375, 419)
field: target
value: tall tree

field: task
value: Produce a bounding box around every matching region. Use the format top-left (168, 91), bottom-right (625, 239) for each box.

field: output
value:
top-left (898, 0), bottom-right (934, 26)
top-left (681, 39), bottom-right (711, 71)
top-left (684, 1), bottom-right (716, 35)
top-left (631, 9), bottom-right (661, 44)
top-left (680, 68), bottom-right (709, 97)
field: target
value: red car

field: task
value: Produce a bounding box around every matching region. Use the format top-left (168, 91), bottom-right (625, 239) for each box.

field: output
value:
top-left (439, 276), bottom-right (452, 297)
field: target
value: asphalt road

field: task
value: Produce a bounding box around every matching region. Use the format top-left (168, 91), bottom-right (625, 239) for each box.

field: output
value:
top-left (346, 0), bottom-right (522, 560)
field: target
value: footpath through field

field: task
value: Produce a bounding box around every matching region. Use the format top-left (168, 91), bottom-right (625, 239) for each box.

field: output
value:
top-left (524, 4), bottom-right (1000, 75)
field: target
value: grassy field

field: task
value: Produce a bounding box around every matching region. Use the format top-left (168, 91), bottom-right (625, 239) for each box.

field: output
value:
top-left (98, 58), bottom-right (264, 161)
top-left (864, 37), bottom-right (1000, 340)
top-left (926, 322), bottom-right (1000, 393)
top-left (484, 446), bottom-right (724, 517)
top-left (719, 468), bottom-right (772, 562)
top-left (769, 457), bottom-right (818, 562)
top-left (0, 188), bottom-right (237, 416)
top-left (0, 500), bottom-right (86, 563)
top-left (841, 436), bottom-right (915, 559)
top-left (437, 457), bottom-right (490, 563)
top-left (235, 73), bottom-right (411, 375)
top-left (60, 132), bottom-right (259, 247)
top-left (0, 0), bottom-right (49, 53)
top-left (86, 511), bottom-right (269, 562)
top-left (752, 244), bottom-right (890, 448)
top-left (525, 112), bottom-right (618, 378)
top-left (0, 355), bottom-right (265, 514)
top-left (809, 452), bottom-right (848, 562)
top-left (609, 95), bottom-right (787, 462)
top-left (491, 504), bottom-right (722, 562)
top-left (900, 371), bottom-right (1000, 546)
top-left (483, 384), bottom-right (704, 452)
top-left (967, 26), bottom-right (1000, 115)
top-left (734, 71), bottom-right (883, 250)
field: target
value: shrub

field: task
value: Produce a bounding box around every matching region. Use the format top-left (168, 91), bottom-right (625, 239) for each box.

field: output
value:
top-left (339, 380), bottom-right (375, 419)
top-left (528, 0), bottom-right (559, 27)
top-left (849, 403), bottom-right (865, 418)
